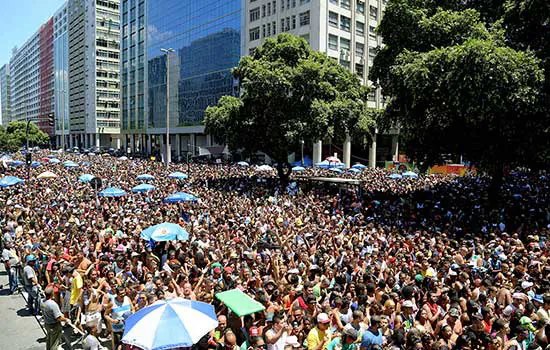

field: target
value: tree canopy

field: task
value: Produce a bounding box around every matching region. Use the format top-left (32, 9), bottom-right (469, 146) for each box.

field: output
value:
top-left (371, 0), bottom-right (550, 175)
top-left (0, 121), bottom-right (50, 152)
top-left (204, 34), bottom-right (376, 181)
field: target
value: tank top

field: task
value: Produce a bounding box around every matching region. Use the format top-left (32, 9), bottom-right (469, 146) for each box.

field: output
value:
top-left (111, 296), bottom-right (132, 333)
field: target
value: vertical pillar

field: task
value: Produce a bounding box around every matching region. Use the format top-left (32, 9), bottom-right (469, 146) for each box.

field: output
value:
top-left (190, 134), bottom-right (197, 155)
top-left (130, 134), bottom-right (135, 153)
top-left (369, 134), bottom-right (377, 168)
top-left (175, 134), bottom-right (181, 161)
top-left (116, 137), bottom-right (121, 150)
top-left (313, 140), bottom-right (322, 164)
top-left (79, 134), bottom-right (84, 148)
top-left (391, 134), bottom-right (399, 162)
top-left (343, 134), bottom-right (351, 168)
top-left (94, 133), bottom-right (99, 148)
top-left (160, 134), bottom-right (165, 162)
top-left (69, 135), bottom-right (73, 149)
top-left (146, 134), bottom-right (152, 155)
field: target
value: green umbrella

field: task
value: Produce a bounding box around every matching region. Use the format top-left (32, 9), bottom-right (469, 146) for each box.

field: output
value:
top-left (215, 289), bottom-right (266, 317)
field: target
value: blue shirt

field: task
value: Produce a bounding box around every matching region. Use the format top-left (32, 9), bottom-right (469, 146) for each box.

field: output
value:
top-left (361, 328), bottom-right (382, 350)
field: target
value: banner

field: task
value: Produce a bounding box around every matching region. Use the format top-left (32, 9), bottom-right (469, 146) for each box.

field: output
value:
top-left (428, 164), bottom-right (475, 176)
top-left (385, 161), bottom-right (413, 171)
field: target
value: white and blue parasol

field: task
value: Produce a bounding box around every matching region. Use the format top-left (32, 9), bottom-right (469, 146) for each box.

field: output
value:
top-left (140, 223), bottom-right (189, 241)
top-left (122, 298), bottom-right (218, 350)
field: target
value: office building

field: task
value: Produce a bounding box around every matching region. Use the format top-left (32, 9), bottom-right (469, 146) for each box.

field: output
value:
top-left (53, 3), bottom-right (70, 148)
top-left (242, 0), bottom-right (397, 167)
top-left (9, 19), bottom-right (55, 136)
top-left (68, 0), bottom-right (121, 149)
top-left (120, 0), bottom-right (241, 159)
top-left (0, 64), bottom-right (10, 125)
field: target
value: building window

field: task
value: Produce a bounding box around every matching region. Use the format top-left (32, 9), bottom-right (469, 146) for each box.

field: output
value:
top-left (292, 15), bottom-right (296, 29)
top-left (329, 0), bottom-right (338, 5)
top-left (267, 23), bottom-right (271, 36)
top-left (329, 11), bottom-right (338, 27)
top-left (340, 60), bottom-right (351, 70)
top-left (369, 51), bottom-right (376, 65)
top-left (356, 21), bottom-right (364, 36)
top-left (328, 34), bottom-right (338, 50)
top-left (250, 7), bottom-right (260, 22)
top-left (299, 11), bottom-right (310, 26)
top-left (357, 1), bottom-right (365, 14)
top-left (262, 5), bottom-right (266, 17)
top-left (356, 42), bottom-right (364, 57)
top-left (300, 0), bottom-right (310, 4)
top-left (262, 24), bottom-right (266, 37)
top-left (267, 2), bottom-right (271, 16)
top-left (286, 17), bottom-right (290, 31)
top-left (341, 0), bottom-right (350, 10)
top-left (273, 1), bottom-right (276, 13)
top-left (273, 21), bottom-right (276, 34)
top-left (292, 0), bottom-right (296, 7)
top-left (340, 16), bottom-right (351, 32)
top-left (369, 25), bottom-right (377, 40)
top-left (281, 0), bottom-right (284, 11)
top-left (340, 38), bottom-right (350, 51)
top-left (370, 5), bottom-right (378, 20)
top-left (249, 27), bottom-right (260, 41)
top-left (281, 19), bottom-right (285, 31)
top-left (356, 64), bottom-right (364, 77)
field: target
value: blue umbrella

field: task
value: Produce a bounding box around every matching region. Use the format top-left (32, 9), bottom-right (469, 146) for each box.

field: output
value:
top-left (402, 171), bottom-right (418, 178)
top-left (31, 161), bottom-right (41, 168)
top-left (9, 160), bottom-right (24, 167)
top-left (329, 167), bottom-right (343, 173)
top-left (47, 154), bottom-right (57, 158)
top-left (315, 160), bottom-right (331, 168)
top-left (347, 168), bottom-right (361, 173)
top-left (352, 163), bottom-right (367, 169)
top-left (63, 160), bottom-right (79, 168)
top-left (122, 298), bottom-right (217, 350)
top-left (98, 187), bottom-right (126, 197)
top-left (0, 176), bottom-right (25, 188)
top-left (292, 166), bottom-right (305, 172)
top-left (82, 161), bottom-right (91, 166)
top-left (164, 192), bottom-right (198, 203)
top-left (48, 158), bottom-right (61, 164)
top-left (389, 173), bottom-right (403, 179)
top-left (140, 223), bottom-right (189, 242)
top-left (237, 161), bottom-right (249, 166)
top-left (137, 174), bottom-right (155, 181)
top-left (132, 184), bottom-right (156, 193)
top-left (0, 155), bottom-right (12, 162)
top-left (168, 172), bottom-right (188, 180)
top-left (79, 174), bottom-right (95, 183)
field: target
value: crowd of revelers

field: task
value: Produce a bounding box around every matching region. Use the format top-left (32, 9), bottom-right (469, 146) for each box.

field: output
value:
top-left (1, 150), bottom-right (549, 350)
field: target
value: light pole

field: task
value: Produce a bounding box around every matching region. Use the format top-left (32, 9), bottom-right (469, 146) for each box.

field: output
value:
top-left (160, 48), bottom-right (175, 167)
top-left (300, 140), bottom-right (304, 166)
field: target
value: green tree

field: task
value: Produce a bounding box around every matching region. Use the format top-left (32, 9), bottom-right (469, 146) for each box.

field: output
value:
top-left (371, 0), bottom-right (550, 191)
top-left (0, 121), bottom-right (50, 151)
top-left (205, 34), bottom-right (375, 182)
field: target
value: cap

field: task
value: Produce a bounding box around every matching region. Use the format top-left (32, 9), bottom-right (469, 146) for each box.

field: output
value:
top-left (213, 267), bottom-right (221, 274)
top-left (415, 274), bottom-right (424, 283)
top-left (317, 313), bottom-right (330, 324)
top-left (402, 300), bottom-right (414, 308)
top-left (26, 255), bottom-right (36, 262)
top-left (249, 326), bottom-right (260, 337)
top-left (224, 266), bottom-right (234, 274)
top-left (342, 324), bottom-right (358, 338)
top-left (521, 281), bottom-right (533, 290)
top-left (520, 316), bottom-right (537, 332)
top-left (448, 308), bottom-right (460, 318)
top-left (513, 292), bottom-right (525, 300)
top-left (533, 294), bottom-right (544, 304)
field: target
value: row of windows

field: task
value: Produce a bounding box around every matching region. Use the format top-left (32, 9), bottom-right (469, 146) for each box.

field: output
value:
top-left (328, 34), bottom-right (377, 61)
top-left (329, 0), bottom-right (380, 20)
top-left (329, 11), bottom-right (377, 39)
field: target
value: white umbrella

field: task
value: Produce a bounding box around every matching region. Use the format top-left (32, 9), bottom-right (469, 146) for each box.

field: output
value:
top-left (256, 165), bottom-right (273, 172)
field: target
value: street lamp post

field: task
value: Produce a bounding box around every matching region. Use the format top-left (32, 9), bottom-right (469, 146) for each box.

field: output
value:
top-left (160, 48), bottom-right (175, 168)
top-left (300, 140), bottom-right (304, 166)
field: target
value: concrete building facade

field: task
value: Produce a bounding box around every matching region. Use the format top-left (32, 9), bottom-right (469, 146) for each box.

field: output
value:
top-left (0, 64), bottom-right (10, 125)
top-left (68, 0), bottom-right (121, 149)
top-left (242, 0), bottom-right (396, 167)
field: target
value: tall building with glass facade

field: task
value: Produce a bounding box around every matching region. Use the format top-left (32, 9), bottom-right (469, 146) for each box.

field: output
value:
top-left (53, 3), bottom-right (70, 148)
top-left (121, 0), bottom-right (241, 159)
top-left (0, 64), bottom-right (10, 125)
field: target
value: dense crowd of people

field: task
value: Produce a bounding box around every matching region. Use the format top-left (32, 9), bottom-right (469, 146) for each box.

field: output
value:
top-left (1, 150), bottom-right (549, 350)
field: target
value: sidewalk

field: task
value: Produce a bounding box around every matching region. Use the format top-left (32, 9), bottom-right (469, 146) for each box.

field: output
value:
top-left (0, 265), bottom-right (45, 350)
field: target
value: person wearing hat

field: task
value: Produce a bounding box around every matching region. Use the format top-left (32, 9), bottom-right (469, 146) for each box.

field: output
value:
top-left (327, 324), bottom-right (359, 350)
top-left (307, 313), bottom-right (331, 350)
top-left (395, 300), bottom-right (415, 332)
top-left (23, 254), bottom-right (39, 315)
top-left (536, 294), bottom-right (550, 325)
top-left (361, 315), bottom-right (383, 350)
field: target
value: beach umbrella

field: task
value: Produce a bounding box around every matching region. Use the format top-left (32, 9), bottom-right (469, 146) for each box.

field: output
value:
top-left (122, 298), bottom-right (217, 350)
top-left (88, 152), bottom-right (96, 156)
top-left (132, 184), bottom-right (156, 193)
top-left (63, 160), bottom-right (78, 168)
top-left (137, 174), bottom-right (155, 181)
top-left (256, 165), bottom-right (273, 172)
top-left (164, 192), bottom-right (198, 203)
top-left (119, 156), bottom-right (128, 161)
top-left (315, 160), bottom-right (331, 168)
top-left (140, 223), bottom-right (189, 242)
top-left (47, 154), bottom-right (57, 158)
top-left (389, 174), bottom-right (402, 179)
top-left (292, 166), bottom-right (305, 172)
top-left (347, 168), bottom-right (361, 173)
top-left (402, 171), bottom-right (418, 178)
top-left (48, 158), bottom-right (61, 164)
top-left (0, 155), bottom-right (12, 162)
top-left (237, 161), bottom-right (249, 166)
top-left (168, 172), bottom-right (188, 180)
top-left (0, 176), bottom-right (24, 188)
top-left (215, 289), bottom-right (266, 317)
top-left (31, 161), bottom-right (41, 168)
top-left (82, 161), bottom-right (91, 166)
top-left (329, 167), bottom-right (343, 173)
top-left (37, 171), bottom-right (57, 179)
top-left (352, 163), bottom-right (367, 169)
top-left (9, 160), bottom-right (24, 167)
top-left (98, 187), bottom-right (126, 197)
top-left (79, 174), bottom-right (95, 183)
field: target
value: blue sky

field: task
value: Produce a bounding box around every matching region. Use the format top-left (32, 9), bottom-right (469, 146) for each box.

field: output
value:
top-left (0, 0), bottom-right (66, 65)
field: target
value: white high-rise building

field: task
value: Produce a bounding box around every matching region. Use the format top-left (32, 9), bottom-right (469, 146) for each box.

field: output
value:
top-left (54, 3), bottom-right (70, 148)
top-left (242, 0), bottom-right (397, 167)
top-left (68, 0), bottom-right (121, 149)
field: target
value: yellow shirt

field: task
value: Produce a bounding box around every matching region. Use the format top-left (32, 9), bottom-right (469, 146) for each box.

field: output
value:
top-left (307, 327), bottom-right (329, 350)
top-left (70, 273), bottom-right (83, 305)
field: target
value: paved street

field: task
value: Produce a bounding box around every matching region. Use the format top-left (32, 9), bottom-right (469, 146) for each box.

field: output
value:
top-left (0, 265), bottom-right (45, 350)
